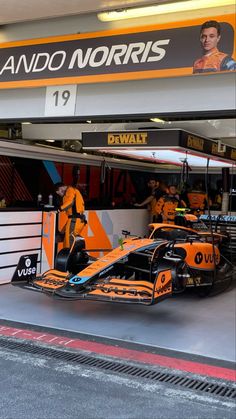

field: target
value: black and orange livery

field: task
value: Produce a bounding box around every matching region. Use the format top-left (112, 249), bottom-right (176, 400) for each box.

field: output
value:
top-left (15, 213), bottom-right (234, 306)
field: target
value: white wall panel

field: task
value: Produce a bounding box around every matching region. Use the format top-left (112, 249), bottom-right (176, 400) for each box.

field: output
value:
top-left (75, 74), bottom-right (236, 115)
top-left (94, 209), bottom-right (150, 247)
top-left (0, 237), bottom-right (41, 253)
top-left (0, 266), bottom-right (16, 284)
top-left (0, 88), bottom-right (45, 119)
top-left (0, 73), bottom-right (235, 120)
top-left (0, 224), bottom-right (41, 239)
top-left (0, 250), bottom-right (41, 267)
top-left (0, 212), bottom-right (42, 224)
top-left (0, 211), bottom-right (43, 284)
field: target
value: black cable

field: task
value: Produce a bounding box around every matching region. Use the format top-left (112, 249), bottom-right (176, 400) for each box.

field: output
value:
top-left (229, 165), bottom-right (233, 214)
top-left (101, 158), bottom-right (111, 184)
top-left (228, 164), bottom-right (235, 264)
top-left (205, 158), bottom-right (217, 286)
top-left (101, 159), bottom-right (106, 184)
top-left (180, 153), bottom-right (190, 193)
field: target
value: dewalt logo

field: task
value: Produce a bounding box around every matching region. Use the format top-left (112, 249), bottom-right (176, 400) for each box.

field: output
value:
top-left (108, 132), bottom-right (148, 145)
top-left (211, 143), bottom-right (224, 156)
top-left (231, 149), bottom-right (236, 160)
top-left (187, 135), bottom-right (204, 151)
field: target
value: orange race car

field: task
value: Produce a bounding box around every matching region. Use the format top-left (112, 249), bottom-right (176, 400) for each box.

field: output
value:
top-left (12, 212), bottom-right (235, 305)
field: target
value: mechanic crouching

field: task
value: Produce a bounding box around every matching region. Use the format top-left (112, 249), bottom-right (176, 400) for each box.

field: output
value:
top-left (55, 182), bottom-right (87, 248)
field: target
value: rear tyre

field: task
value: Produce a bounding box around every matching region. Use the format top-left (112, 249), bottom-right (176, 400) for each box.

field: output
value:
top-left (197, 262), bottom-right (234, 297)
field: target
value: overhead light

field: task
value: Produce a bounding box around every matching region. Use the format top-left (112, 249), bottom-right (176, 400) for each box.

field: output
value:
top-left (150, 118), bottom-right (165, 124)
top-left (109, 149), bottom-right (232, 168)
top-left (21, 122), bottom-right (32, 125)
top-left (46, 139), bottom-right (55, 143)
top-left (97, 0), bottom-right (234, 21)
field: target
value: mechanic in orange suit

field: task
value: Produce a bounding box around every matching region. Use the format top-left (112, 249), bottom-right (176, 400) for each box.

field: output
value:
top-left (55, 182), bottom-right (87, 248)
top-left (156, 185), bottom-right (187, 224)
top-left (187, 180), bottom-right (209, 215)
top-left (193, 20), bottom-right (236, 73)
top-left (134, 177), bottom-right (163, 222)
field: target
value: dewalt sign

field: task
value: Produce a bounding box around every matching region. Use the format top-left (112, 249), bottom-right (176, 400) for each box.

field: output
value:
top-left (181, 131), bottom-right (236, 162)
top-left (82, 129), bottom-right (178, 149)
top-left (187, 135), bottom-right (204, 151)
top-left (211, 143), bottom-right (225, 156)
top-left (108, 133), bottom-right (148, 145)
top-left (231, 149), bottom-right (236, 160)
top-left (82, 129), bottom-right (236, 164)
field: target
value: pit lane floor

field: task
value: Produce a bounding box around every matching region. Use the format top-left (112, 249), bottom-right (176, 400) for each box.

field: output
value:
top-left (0, 282), bottom-right (235, 363)
top-left (1, 343), bottom-right (235, 419)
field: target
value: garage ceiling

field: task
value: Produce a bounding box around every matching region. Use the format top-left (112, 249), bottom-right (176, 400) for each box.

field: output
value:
top-left (21, 121), bottom-right (236, 168)
top-left (0, 0), bottom-right (162, 24)
top-left (22, 119), bottom-right (236, 146)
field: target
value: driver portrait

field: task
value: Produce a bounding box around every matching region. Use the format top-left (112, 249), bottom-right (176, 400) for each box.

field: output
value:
top-left (193, 20), bottom-right (236, 73)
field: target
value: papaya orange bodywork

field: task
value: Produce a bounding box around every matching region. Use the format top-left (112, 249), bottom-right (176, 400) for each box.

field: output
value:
top-left (175, 242), bottom-right (220, 270)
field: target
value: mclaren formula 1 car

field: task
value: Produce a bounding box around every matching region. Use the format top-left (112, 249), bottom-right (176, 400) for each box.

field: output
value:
top-left (14, 213), bottom-right (235, 306)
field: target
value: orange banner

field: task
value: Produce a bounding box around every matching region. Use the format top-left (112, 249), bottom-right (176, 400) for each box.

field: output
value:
top-left (0, 15), bottom-right (235, 89)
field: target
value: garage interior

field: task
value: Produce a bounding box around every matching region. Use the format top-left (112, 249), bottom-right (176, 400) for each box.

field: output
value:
top-left (0, 0), bottom-right (235, 368)
top-left (0, 125), bottom-right (235, 364)
top-left (1, 117), bottom-right (235, 363)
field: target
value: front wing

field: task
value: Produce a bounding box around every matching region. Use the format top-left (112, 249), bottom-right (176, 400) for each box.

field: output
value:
top-left (32, 268), bottom-right (173, 305)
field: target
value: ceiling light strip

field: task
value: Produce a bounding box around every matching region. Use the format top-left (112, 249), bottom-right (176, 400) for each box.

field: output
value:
top-left (98, 0), bottom-right (235, 21)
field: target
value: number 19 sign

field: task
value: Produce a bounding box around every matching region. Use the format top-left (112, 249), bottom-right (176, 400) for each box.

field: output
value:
top-left (45, 85), bottom-right (77, 116)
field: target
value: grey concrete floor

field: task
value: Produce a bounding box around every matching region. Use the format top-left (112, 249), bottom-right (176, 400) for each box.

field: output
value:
top-left (1, 346), bottom-right (235, 419)
top-left (0, 283), bottom-right (235, 362)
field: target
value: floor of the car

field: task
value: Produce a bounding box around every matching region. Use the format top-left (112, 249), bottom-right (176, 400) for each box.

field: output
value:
top-left (0, 281), bottom-right (235, 362)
